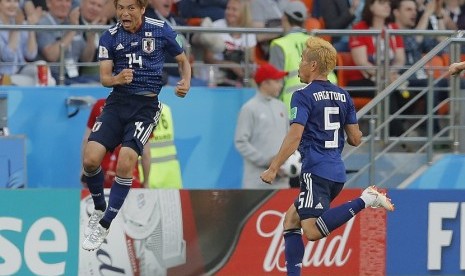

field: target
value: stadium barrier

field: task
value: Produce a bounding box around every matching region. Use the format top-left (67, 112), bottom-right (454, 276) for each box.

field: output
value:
top-left (0, 86), bottom-right (254, 189)
top-left (0, 188), bottom-right (463, 275)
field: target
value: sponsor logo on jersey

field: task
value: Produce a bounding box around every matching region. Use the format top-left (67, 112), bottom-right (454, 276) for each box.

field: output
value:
top-left (142, 38), bottom-right (155, 53)
top-left (315, 202), bottom-right (323, 209)
top-left (145, 31), bottom-right (153, 37)
top-left (98, 46), bottom-right (108, 58)
top-left (116, 43), bottom-right (124, 50)
top-left (131, 42), bottom-right (138, 46)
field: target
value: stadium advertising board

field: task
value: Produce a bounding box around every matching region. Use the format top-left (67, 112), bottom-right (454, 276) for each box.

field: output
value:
top-left (3, 189), bottom-right (462, 275)
top-left (79, 189), bottom-right (187, 275)
top-left (81, 189), bottom-right (386, 275)
top-left (188, 189), bottom-right (386, 276)
top-left (387, 190), bottom-right (465, 275)
top-left (0, 190), bottom-right (80, 276)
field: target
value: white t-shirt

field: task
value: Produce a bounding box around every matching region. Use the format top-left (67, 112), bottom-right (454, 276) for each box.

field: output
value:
top-left (211, 19), bottom-right (257, 61)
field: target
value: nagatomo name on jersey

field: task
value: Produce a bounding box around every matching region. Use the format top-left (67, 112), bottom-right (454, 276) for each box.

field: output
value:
top-left (312, 91), bottom-right (347, 102)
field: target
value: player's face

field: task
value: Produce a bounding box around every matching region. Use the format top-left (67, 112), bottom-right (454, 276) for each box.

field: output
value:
top-left (116, 0), bottom-right (146, 33)
top-left (298, 49), bottom-right (313, 83)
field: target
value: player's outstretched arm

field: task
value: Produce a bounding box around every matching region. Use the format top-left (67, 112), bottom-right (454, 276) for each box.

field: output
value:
top-left (344, 123), bottom-right (362, 146)
top-left (449, 61), bottom-right (465, 76)
top-left (174, 53), bottom-right (191, 98)
top-left (261, 123), bottom-right (303, 184)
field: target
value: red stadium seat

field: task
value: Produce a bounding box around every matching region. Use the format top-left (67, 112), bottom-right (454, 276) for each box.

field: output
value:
top-left (336, 52), bottom-right (371, 111)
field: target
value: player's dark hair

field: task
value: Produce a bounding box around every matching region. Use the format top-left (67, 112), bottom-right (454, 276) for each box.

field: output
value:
top-left (114, 0), bottom-right (148, 8)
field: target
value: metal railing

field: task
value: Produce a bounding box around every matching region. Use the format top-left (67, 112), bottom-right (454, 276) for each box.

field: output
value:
top-left (1, 25), bottom-right (463, 188)
top-left (342, 30), bottom-right (465, 188)
top-left (0, 24), bottom-right (384, 86)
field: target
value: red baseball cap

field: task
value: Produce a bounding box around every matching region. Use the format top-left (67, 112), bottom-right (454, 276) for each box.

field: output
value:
top-left (254, 63), bottom-right (288, 84)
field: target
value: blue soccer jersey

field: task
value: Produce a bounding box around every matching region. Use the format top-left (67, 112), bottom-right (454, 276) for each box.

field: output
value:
top-left (98, 17), bottom-right (184, 95)
top-left (290, 80), bottom-right (358, 182)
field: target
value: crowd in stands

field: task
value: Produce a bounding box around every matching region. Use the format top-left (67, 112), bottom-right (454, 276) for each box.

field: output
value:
top-left (0, 0), bottom-right (463, 105)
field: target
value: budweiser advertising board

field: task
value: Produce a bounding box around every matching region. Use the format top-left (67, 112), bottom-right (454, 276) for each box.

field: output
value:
top-left (79, 189), bottom-right (386, 276)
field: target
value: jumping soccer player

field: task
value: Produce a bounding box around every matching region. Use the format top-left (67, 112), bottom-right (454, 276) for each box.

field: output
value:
top-left (81, 0), bottom-right (191, 251)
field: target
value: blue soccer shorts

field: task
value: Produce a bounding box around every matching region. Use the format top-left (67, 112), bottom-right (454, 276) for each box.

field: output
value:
top-left (88, 91), bottom-right (162, 156)
top-left (293, 173), bottom-right (344, 220)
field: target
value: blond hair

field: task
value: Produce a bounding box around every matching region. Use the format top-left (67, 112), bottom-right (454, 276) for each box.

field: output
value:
top-left (228, 0), bottom-right (253, 27)
top-left (304, 37), bottom-right (337, 75)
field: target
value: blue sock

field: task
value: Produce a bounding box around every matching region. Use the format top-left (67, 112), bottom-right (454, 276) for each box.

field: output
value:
top-left (84, 166), bottom-right (106, 212)
top-left (316, 198), bottom-right (365, 237)
top-left (100, 176), bottom-right (132, 229)
top-left (284, 228), bottom-right (304, 276)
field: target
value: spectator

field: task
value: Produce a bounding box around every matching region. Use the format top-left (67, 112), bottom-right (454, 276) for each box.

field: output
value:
top-left (0, 0), bottom-right (41, 79)
top-left (78, 0), bottom-right (107, 81)
top-left (145, 0), bottom-right (207, 86)
top-left (444, 0), bottom-right (462, 25)
top-left (251, 0), bottom-right (289, 60)
top-left (30, 0), bottom-right (79, 11)
top-left (36, 0), bottom-right (98, 85)
top-left (177, 0), bottom-right (227, 21)
top-left (101, 0), bottom-right (117, 25)
top-left (81, 99), bottom-right (150, 188)
top-left (348, 0), bottom-right (405, 96)
top-left (269, 0), bottom-right (337, 113)
top-left (392, 0), bottom-right (464, 131)
top-left (348, 0), bottom-right (405, 135)
top-left (201, 0), bottom-right (256, 87)
top-left (392, 0), bottom-right (430, 87)
top-left (320, 0), bottom-right (364, 52)
top-left (415, 0), bottom-right (455, 51)
top-left (146, 0), bottom-right (186, 25)
top-left (235, 63), bottom-right (291, 189)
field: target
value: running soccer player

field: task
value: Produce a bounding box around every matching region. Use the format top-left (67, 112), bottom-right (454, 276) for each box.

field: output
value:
top-left (81, 0), bottom-right (191, 251)
top-left (260, 36), bottom-right (394, 276)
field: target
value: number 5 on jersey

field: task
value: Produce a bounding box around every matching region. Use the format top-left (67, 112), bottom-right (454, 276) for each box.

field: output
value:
top-left (324, 107), bottom-right (340, 148)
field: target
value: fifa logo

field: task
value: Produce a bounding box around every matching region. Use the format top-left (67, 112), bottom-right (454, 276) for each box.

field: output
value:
top-left (428, 202), bottom-right (465, 270)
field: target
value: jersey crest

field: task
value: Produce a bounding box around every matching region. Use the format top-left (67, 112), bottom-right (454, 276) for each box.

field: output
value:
top-left (142, 38), bottom-right (155, 53)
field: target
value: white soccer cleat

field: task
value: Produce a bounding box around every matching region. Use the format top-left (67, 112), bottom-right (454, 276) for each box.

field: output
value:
top-left (84, 209), bottom-right (104, 238)
top-left (82, 224), bottom-right (109, 251)
top-left (361, 185), bottom-right (395, 211)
